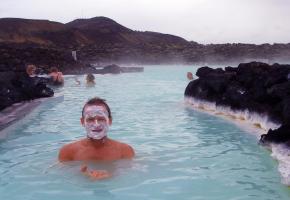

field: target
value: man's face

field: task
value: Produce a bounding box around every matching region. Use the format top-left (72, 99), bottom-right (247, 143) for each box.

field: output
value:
top-left (81, 104), bottom-right (111, 140)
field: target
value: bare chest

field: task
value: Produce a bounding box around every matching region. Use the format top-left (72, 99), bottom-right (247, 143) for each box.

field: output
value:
top-left (73, 145), bottom-right (122, 161)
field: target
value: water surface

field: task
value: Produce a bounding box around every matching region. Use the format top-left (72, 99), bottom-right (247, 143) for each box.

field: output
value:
top-left (0, 65), bottom-right (289, 200)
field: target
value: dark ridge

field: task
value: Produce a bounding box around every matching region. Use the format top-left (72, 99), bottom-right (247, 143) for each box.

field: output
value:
top-left (66, 16), bottom-right (132, 32)
top-left (0, 18), bottom-right (65, 32)
top-left (0, 16), bottom-right (290, 64)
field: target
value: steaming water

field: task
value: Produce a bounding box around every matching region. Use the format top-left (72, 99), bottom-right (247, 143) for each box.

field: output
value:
top-left (0, 65), bottom-right (289, 200)
top-left (184, 97), bottom-right (290, 186)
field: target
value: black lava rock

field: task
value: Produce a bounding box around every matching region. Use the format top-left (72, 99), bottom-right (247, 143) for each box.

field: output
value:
top-left (260, 124), bottom-right (290, 145)
top-left (184, 62), bottom-right (290, 145)
top-left (0, 71), bottom-right (54, 111)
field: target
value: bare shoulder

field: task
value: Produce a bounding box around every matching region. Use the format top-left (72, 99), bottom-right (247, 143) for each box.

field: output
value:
top-left (58, 140), bottom-right (82, 162)
top-left (122, 143), bottom-right (135, 158)
top-left (110, 139), bottom-right (135, 159)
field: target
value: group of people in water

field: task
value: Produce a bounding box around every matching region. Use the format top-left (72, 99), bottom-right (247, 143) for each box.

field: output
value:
top-left (26, 64), bottom-right (97, 87)
top-left (26, 64), bottom-right (64, 86)
top-left (26, 64), bottom-right (129, 180)
top-left (75, 73), bottom-right (96, 86)
top-left (25, 64), bottom-right (193, 180)
top-left (58, 72), bottom-right (193, 180)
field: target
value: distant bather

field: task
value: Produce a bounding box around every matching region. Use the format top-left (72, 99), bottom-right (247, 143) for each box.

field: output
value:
top-left (49, 67), bottom-right (64, 86)
top-left (26, 64), bottom-right (37, 77)
top-left (86, 73), bottom-right (95, 86)
top-left (187, 72), bottom-right (193, 80)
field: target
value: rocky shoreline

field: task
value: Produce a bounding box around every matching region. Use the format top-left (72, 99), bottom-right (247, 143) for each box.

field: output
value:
top-left (184, 62), bottom-right (290, 146)
top-left (0, 63), bottom-right (144, 111)
top-left (0, 71), bottom-right (54, 111)
top-left (0, 44), bottom-right (144, 75)
top-left (0, 99), bottom-right (43, 132)
top-left (0, 43), bottom-right (143, 111)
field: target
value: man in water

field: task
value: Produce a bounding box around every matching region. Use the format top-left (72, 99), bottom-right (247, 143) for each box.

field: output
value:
top-left (49, 67), bottom-right (64, 86)
top-left (187, 72), bottom-right (193, 80)
top-left (86, 73), bottom-right (96, 86)
top-left (26, 64), bottom-right (37, 77)
top-left (58, 97), bottom-right (135, 179)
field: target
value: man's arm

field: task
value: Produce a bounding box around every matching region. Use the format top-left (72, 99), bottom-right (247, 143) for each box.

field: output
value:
top-left (121, 143), bottom-right (135, 159)
top-left (58, 144), bottom-right (74, 162)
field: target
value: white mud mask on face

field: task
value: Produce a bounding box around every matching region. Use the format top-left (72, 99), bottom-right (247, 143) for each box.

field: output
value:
top-left (83, 105), bottom-right (110, 140)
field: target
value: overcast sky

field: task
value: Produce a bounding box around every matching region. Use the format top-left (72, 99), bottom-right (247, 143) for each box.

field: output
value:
top-left (1, 0), bottom-right (290, 44)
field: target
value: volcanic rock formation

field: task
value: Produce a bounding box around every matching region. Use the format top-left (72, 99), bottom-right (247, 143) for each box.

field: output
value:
top-left (184, 62), bottom-right (290, 145)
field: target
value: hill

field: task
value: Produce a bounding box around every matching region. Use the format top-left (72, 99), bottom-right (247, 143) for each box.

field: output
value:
top-left (0, 16), bottom-right (290, 65)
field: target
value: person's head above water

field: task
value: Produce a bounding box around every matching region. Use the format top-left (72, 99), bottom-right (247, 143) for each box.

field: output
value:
top-left (58, 96), bottom-right (135, 165)
top-left (26, 64), bottom-right (36, 76)
top-left (187, 72), bottom-right (193, 80)
top-left (86, 73), bottom-right (95, 84)
top-left (81, 97), bottom-right (112, 140)
top-left (82, 97), bottom-right (112, 119)
top-left (50, 67), bottom-right (59, 73)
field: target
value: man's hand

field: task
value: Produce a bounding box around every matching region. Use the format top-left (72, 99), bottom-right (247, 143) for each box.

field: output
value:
top-left (80, 165), bottom-right (111, 180)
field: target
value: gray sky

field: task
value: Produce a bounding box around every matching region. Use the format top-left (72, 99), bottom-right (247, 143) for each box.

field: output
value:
top-left (1, 0), bottom-right (290, 44)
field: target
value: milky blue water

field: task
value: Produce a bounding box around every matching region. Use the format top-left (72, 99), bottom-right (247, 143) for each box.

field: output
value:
top-left (0, 66), bottom-right (289, 200)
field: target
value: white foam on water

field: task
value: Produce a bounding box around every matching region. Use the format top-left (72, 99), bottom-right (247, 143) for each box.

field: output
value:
top-left (184, 97), bottom-right (281, 136)
top-left (270, 144), bottom-right (290, 186)
top-left (184, 96), bottom-right (290, 186)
